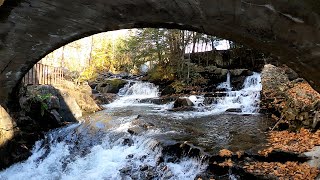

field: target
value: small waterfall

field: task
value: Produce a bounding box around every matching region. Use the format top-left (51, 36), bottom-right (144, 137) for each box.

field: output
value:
top-left (217, 71), bottom-right (232, 91)
top-left (124, 82), bottom-right (159, 98)
top-left (117, 81), bottom-right (134, 96)
top-left (173, 72), bottom-right (262, 117)
top-left (106, 81), bottom-right (160, 107)
top-left (214, 72), bottom-right (262, 114)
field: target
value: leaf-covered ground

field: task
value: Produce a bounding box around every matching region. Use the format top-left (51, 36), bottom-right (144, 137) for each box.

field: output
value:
top-left (287, 82), bottom-right (320, 107)
top-left (259, 128), bottom-right (320, 155)
top-left (255, 128), bottom-right (320, 179)
top-left (215, 128), bottom-right (320, 179)
top-left (243, 161), bottom-right (319, 180)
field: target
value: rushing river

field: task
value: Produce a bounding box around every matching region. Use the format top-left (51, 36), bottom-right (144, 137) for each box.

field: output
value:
top-left (0, 73), bottom-right (271, 180)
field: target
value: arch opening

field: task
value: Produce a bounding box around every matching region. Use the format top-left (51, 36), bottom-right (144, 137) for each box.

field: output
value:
top-left (1, 0), bottom-right (320, 107)
top-left (0, 0), bottom-right (320, 176)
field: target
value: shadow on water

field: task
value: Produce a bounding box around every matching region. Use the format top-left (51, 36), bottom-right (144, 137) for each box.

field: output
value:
top-left (143, 114), bottom-right (272, 153)
top-left (99, 105), bottom-right (273, 155)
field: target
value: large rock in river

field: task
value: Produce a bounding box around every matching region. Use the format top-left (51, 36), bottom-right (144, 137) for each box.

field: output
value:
top-left (55, 80), bottom-right (101, 114)
top-left (96, 79), bottom-right (127, 94)
top-left (173, 98), bottom-right (194, 108)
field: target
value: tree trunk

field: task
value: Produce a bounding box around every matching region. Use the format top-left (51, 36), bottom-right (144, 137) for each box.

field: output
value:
top-left (192, 32), bottom-right (197, 53)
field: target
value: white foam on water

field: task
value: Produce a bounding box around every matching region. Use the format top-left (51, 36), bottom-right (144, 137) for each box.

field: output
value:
top-left (188, 95), bottom-right (205, 108)
top-left (165, 158), bottom-right (207, 179)
top-left (105, 81), bottom-right (160, 108)
top-left (217, 71), bottom-right (232, 91)
top-left (215, 72), bottom-right (262, 114)
top-left (0, 121), bottom-right (206, 180)
top-left (0, 141), bottom-right (72, 180)
top-left (195, 72), bottom-right (262, 114)
top-left (159, 72), bottom-right (262, 118)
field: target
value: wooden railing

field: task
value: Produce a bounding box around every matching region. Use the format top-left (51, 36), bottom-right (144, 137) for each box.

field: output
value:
top-left (23, 63), bottom-right (64, 85)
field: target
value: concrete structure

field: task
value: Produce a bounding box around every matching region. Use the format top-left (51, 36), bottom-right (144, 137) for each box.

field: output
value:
top-left (0, 0), bottom-right (320, 110)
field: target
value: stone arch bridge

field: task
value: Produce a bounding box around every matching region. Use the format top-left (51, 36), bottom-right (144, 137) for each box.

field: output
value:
top-left (0, 0), bottom-right (320, 120)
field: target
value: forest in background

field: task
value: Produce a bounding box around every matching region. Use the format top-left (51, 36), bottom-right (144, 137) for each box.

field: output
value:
top-left (40, 29), bottom-right (236, 85)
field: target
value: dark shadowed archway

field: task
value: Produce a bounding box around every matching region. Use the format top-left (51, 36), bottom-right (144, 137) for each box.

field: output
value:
top-left (1, 0), bottom-right (320, 108)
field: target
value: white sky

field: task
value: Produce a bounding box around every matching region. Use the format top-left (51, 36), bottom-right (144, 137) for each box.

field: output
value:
top-left (107, 29), bottom-right (131, 39)
top-left (107, 29), bottom-right (231, 51)
top-left (214, 40), bottom-right (231, 50)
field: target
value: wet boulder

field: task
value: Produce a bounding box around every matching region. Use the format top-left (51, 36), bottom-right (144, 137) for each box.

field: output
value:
top-left (226, 108), bottom-right (242, 113)
top-left (203, 92), bottom-right (227, 105)
top-left (122, 138), bottom-right (134, 146)
top-left (230, 69), bottom-right (252, 77)
top-left (170, 98), bottom-right (195, 111)
top-left (59, 92), bottom-right (82, 120)
top-left (142, 122), bottom-right (155, 129)
top-left (140, 96), bottom-right (178, 105)
top-left (169, 106), bottom-right (195, 112)
top-left (139, 165), bottom-right (149, 171)
top-left (49, 109), bottom-right (62, 125)
top-left (284, 67), bottom-right (299, 81)
top-left (92, 93), bottom-right (117, 105)
top-left (203, 97), bottom-right (218, 105)
top-left (128, 126), bottom-right (145, 135)
top-left (47, 96), bottom-right (60, 110)
top-left (173, 98), bottom-right (194, 108)
top-left (129, 118), bottom-right (155, 135)
top-left (312, 111), bottom-right (320, 129)
top-left (229, 69), bottom-right (253, 90)
top-left (96, 79), bottom-right (127, 94)
top-left (119, 166), bottom-right (132, 174)
top-left (230, 76), bottom-right (247, 90)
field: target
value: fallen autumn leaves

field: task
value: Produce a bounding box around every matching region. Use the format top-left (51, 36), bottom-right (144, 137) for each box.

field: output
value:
top-left (255, 128), bottom-right (320, 179)
top-left (259, 128), bottom-right (320, 155)
top-left (214, 128), bottom-right (320, 179)
top-left (243, 162), bottom-right (319, 180)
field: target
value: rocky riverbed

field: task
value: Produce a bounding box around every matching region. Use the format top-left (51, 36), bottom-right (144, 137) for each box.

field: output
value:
top-left (1, 65), bottom-right (320, 179)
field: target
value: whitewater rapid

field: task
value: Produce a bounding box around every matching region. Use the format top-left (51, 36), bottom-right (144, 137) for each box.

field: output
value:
top-left (0, 119), bottom-right (206, 180)
top-left (212, 72), bottom-right (262, 114)
top-left (105, 73), bottom-right (262, 116)
top-left (0, 73), bottom-right (264, 180)
top-left (158, 72), bottom-right (262, 118)
top-left (104, 81), bottom-right (160, 108)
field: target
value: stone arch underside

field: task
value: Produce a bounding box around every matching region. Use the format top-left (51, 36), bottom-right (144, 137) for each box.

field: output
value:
top-left (0, 0), bottom-right (320, 107)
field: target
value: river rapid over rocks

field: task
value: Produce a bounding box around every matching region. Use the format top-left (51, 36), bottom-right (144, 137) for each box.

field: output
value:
top-left (0, 73), bottom-right (274, 180)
